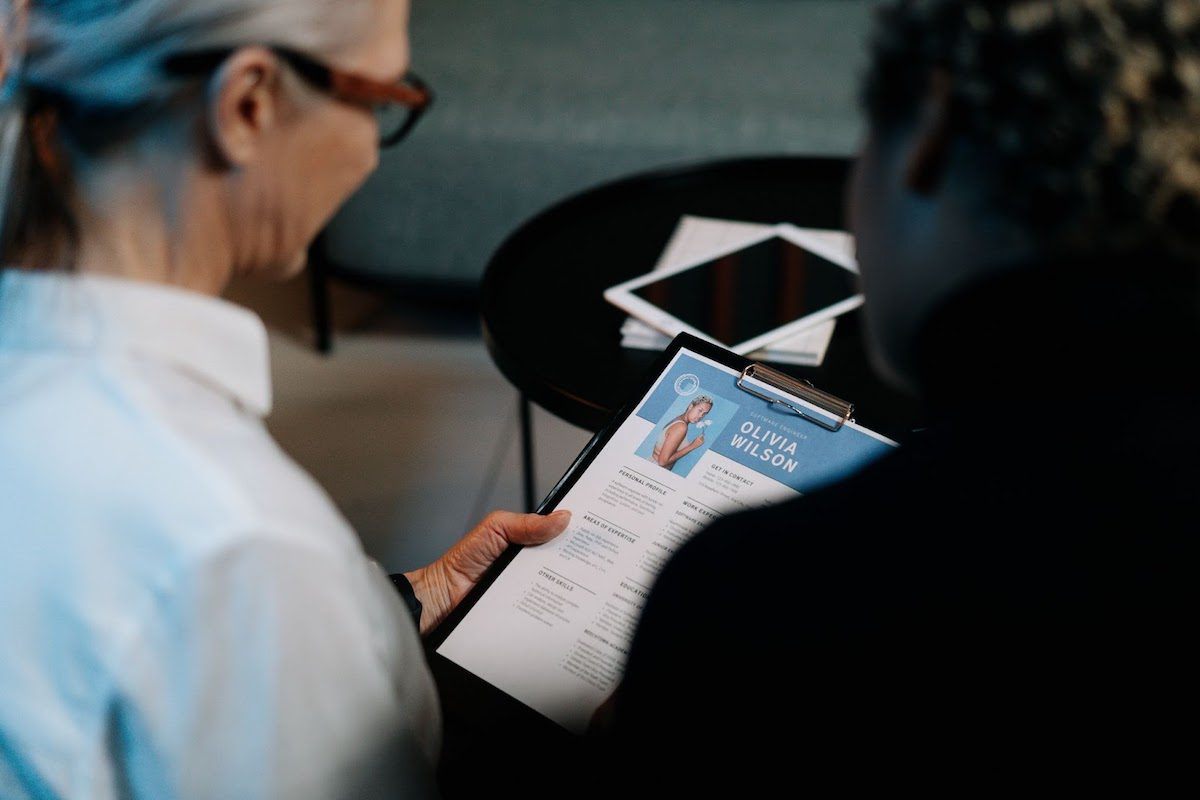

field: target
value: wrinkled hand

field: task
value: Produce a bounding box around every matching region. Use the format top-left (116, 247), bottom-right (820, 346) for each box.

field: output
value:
top-left (405, 509), bottom-right (571, 635)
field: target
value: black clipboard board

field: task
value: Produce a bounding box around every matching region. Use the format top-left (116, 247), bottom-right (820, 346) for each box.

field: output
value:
top-left (427, 333), bottom-right (856, 767)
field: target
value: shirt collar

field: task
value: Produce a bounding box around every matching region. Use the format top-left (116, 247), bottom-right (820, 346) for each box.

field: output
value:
top-left (0, 269), bottom-right (273, 417)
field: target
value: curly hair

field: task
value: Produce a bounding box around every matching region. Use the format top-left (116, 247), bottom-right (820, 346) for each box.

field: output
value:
top-left (863, 0), bottom-right (1200, 258)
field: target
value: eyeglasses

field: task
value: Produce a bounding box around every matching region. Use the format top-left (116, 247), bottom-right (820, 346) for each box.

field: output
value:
top-left (162, 46), bottom-right (433, 147)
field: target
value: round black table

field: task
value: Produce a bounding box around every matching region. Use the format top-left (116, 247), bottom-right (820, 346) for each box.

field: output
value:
top-left (481, 156), bottom-right (923, 508)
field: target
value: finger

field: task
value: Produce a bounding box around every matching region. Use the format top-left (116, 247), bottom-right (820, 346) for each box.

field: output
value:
top-left (445, 510), bottom-right (573, 585)
top-left (481, 509), bottom-right (571, 546)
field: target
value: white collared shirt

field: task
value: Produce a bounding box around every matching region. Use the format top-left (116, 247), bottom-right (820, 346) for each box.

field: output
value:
top-left (0, 270), bottom-right (441, 799)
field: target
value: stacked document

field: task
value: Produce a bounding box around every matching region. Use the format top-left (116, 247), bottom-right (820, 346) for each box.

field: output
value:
top-left (618, 216), bottom-right (858, 366)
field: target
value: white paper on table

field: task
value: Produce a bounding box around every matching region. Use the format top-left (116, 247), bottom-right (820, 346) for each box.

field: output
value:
top-left (655, 215), bottom-right (856, 271)
top-left (619, 216), bottom-right (857, 366)
top-left (620, 317), bottom-right (834, 366)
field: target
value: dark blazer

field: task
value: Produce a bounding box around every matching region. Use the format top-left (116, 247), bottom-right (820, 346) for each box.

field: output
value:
top-left (606, 253), bottom-right (1199, 792)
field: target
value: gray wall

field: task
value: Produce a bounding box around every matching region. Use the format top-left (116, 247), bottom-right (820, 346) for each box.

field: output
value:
top-left (323, 0), bottom-right (882, 284)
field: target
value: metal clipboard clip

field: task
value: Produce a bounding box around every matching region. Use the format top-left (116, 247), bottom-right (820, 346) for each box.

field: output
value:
top-left (735, 363), bottom-right (855, 433)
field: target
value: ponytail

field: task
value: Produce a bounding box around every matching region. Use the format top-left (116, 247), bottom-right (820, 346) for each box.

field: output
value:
top-left (0, 98), bottom-right (26, 261)
top-left (0, 0), bottom-right (29, 264)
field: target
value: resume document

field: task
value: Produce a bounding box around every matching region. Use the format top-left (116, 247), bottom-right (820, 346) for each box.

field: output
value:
top-left (438, 347), bottom-right (895, 732)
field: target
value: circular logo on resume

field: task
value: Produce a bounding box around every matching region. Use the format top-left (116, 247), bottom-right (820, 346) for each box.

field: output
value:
top-left (674, 373), bottom-right (700, 396)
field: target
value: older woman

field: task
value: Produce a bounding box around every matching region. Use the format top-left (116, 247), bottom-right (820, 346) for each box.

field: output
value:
top-left (605, 0), bottom-right (1198, 793)
top-left (0, 0), bottom-right (568, 797)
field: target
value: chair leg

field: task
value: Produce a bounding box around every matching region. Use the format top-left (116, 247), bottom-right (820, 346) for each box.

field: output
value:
top-left (520, 395), bottom-right (537, 512)
top-left (308, 249), bottom-right (333, 354)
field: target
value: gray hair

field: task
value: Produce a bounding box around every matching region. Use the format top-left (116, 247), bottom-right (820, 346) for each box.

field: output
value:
top-left (16, 0), bottom-right (372, 107)
top-left (0, 0), bottom-right (374, 263)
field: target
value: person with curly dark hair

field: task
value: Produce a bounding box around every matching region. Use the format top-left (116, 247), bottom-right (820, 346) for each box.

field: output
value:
top-left (601, 1), bottom-right (1198, 793)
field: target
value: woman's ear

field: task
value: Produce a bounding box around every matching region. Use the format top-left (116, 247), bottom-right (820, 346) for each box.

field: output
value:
top-left (905, 69), bottom-right (955, 195)
top-left (204, 46), bottom-right (282, 168)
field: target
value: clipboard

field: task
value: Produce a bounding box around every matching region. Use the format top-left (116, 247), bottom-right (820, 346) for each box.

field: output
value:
top-left (426, 333), bottom-right (873, 747)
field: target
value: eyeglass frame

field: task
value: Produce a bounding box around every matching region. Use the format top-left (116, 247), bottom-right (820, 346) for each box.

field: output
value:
top-left (161, 45), bottom-right (433, 147)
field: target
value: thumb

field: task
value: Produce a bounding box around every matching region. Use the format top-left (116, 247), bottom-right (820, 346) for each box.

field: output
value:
top-left (430, 509), bottom-right (574, 623)
top-left (481, 509), bottom-right (572, 546)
